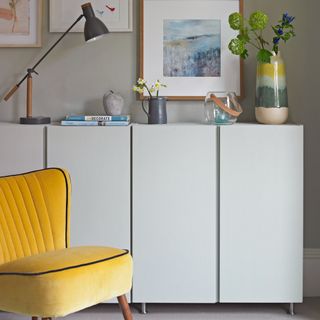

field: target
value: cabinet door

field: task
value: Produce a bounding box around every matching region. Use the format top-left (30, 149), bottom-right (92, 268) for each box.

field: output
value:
top-left (0, 123), bottom-right (45, 176)
top-left (220, 125), bottom-right (303, 303)
top-left (47, 126), bottom-right (130, 250)
top-left (133, 124), bottom-right (218, 303)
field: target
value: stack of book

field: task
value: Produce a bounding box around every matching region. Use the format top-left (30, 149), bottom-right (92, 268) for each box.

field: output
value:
top-left (61, 115), bottom-right (131, 126)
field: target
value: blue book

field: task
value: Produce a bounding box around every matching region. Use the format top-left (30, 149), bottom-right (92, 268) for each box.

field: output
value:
top-left (61, 120), bottom-right (130, 126)
top-left (65, 115), bottom-right (130, 122)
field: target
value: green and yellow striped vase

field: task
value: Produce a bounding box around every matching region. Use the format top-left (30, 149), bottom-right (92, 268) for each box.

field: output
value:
top-left (255, 52), bottom-right (288, 124)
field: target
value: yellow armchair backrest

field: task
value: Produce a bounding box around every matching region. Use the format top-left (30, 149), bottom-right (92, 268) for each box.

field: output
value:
top-left (0, 168), bottom-right (71, 265)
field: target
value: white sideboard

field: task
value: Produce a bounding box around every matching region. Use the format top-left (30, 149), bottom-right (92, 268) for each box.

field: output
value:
top-left (0, 122), bottom-right (304, 306)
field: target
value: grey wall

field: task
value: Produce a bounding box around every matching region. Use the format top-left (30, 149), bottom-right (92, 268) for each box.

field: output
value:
top-left (0, 1), bottom-right (319, 247)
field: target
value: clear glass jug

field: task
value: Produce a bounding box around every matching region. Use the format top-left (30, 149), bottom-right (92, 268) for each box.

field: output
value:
top-left (204, 91), bottom-right (243, 125)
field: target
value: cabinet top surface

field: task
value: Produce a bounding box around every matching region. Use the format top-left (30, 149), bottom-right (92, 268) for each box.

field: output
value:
top-left (0, 122), bottom-right (303, 128)
top-left (132, 123), bottom-right (303, 127)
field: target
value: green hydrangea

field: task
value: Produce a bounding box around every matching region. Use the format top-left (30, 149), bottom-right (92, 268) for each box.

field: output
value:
top-left (249, 11), bottom-right (269, 30)
top-left (229, 12), bottom-right (243, 30)
top-left (228, 38), bottom-right (245, 55)
top-left (227, 10), bottom-right (295, 61)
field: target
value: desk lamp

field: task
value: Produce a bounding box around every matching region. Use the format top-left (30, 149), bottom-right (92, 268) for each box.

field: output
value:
top-left (4, 2), bottom-right (109, 124)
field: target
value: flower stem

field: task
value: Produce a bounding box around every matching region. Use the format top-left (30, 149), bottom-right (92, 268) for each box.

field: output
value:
top-left (252, 30), bottom-right (262, 49)
top-left (144, 84), bottom-right (152, 98)
top-left (247, 41), bottom-right (260, 50)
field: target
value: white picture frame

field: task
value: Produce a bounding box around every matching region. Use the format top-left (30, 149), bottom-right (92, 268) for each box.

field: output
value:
top-left (49, 0), bottom-right (133, 33)
top-left (0, 0), bottom-right (42, 47)
top-left (140, 0), bottom-right (243, 100)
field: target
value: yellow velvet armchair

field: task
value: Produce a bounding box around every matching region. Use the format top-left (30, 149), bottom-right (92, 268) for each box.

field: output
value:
top-left (0, 168), bottom-right (133, 320)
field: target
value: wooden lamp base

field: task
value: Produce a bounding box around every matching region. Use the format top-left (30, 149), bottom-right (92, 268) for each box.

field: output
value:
top-left (19, 71), bottom-right (51, 125)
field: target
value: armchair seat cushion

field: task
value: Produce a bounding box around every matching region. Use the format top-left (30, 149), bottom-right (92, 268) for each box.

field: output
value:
top-left (0, 246), bottom-right (132, 318)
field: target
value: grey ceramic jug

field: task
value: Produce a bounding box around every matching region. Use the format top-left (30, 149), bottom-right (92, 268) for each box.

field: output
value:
top-left (142, 97), bottom-right (167, 124)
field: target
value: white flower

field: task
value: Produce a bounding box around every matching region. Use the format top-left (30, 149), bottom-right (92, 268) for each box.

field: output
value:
top-left (133, 86), bottom-right (144, 94)
top-left (150, 86), bottom-right (156, 93)
top-left (137, 78), bottom-right (146, 86)
top-left (155, 81), bottom-right (161, 90)
top-left (133, 78), bottom-right (167, 97)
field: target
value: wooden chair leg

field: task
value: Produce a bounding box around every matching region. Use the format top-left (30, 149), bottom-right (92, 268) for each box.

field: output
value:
top-left (117, 295), bottom-right (133, 320)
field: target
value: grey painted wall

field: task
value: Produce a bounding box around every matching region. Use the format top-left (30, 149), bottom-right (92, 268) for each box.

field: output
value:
top-left (0, 1), bottom-right (319, 247)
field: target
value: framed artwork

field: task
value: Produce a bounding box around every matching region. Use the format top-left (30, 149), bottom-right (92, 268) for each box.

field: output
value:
top-left (50, 0), bottom-right (133, 33)
top-left (140, 0), bottom-right (243, 100)
top-left (0, 0), bottom-right (42, 47)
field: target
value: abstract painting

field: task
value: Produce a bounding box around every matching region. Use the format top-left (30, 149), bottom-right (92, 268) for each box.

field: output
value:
top-left (0, 0), bottom-right (30, 34)
top-left (141, 0), bottom-right (242, 100)
top-left (163, 19), bottom-right (221, 77)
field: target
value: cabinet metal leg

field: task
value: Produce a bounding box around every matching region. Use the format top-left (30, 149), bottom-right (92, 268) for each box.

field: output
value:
top-left (289, 303), bottom-right (295, 316)
top-left (140, 303), bottom-right (147, 314)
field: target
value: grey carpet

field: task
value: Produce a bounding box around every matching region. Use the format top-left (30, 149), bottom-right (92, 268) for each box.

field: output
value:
top-left (1, 299), bottom-right (319, 320)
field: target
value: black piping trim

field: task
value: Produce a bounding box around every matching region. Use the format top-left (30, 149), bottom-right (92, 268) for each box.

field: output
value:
top-left (0, 168), bottom-right (70, 249)
top-left (0, 250), bottom-right (129, 277)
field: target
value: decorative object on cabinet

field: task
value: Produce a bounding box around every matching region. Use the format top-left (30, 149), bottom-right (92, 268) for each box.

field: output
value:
top-left (3, 2), bottom-right (109, 125)
top-left (65, 114), bottom-right (130, 121)
top-left (103, 90), bottom-right (125, 115)
top-left (140, 0), bottom-right (243, 100)
top-left (204, 91), bottom-right (243, 125)
top-left (255, 52), bottom-right (288, 124)
top-left (50, 0), bottom-right (133, 32)
top-left (0, 168), bottom-right (133, 320)
top-left (62, 114), bottom-right (130, 126)
top-left (61, 120), bottom-right (130, 126)
top-left (0, 0), bottom-right (42, 47)
top-left (228, 11), bottom-right (296, 124)
top-left (142, 96), bottom-right (167, 125)
top-left (133, 78), bottom-right (167, 124)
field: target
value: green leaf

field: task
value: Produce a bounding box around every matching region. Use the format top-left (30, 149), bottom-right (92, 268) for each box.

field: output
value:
top-left (256, 49), bottom-right (273, 63)
top-left (240, 49), bottom-right (249, 59)
top-left (283, 33), bottom-right (291, 41)
top-left (237, 33), bottom-right (250, 43)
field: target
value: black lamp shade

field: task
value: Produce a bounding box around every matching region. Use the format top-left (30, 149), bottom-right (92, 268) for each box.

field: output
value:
top-left (81, 3), bottom-right (109, 42)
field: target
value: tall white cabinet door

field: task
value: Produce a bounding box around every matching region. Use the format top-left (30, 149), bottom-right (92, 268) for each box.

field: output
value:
top-left (0, 123), bottom-right (45, 176)
top-left (132, 124), bottom-right (218, 303)
top-left (220, 124), bottom-right (303, 303)
top-left (47, 126), bottom-right (130, 250)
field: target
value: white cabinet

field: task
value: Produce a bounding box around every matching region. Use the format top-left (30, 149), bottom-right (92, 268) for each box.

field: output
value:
top-left (219, 124), bottom-right (303, 302)
top-left (132, 124), bottom-right (218, 303)
top-left (47, 126), bottom-right (131, 250)
top-left (0, 122), bottom-right (304, 304)
top-left (0, 123), bottom-right (45, 176)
